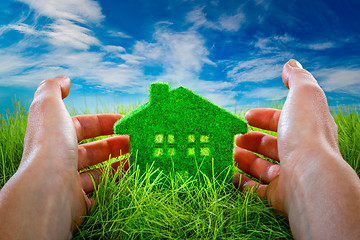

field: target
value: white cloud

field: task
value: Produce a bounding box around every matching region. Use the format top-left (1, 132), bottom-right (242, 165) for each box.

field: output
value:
top-left (119, 54), bottom-right (145, 65)
top-left (107, 30), bottom-right (132, 38)
top-left (218, 12), bottom-right (244, 32)
top-left (0, 49), bottom-right (144, 91)
top-left (6, 23), bottom-right (39, 35)
top-left (315, 68), bottom-right (360, 94)
top-left (306, 42), bottom-right (336, 50)
top-left (242, 87), bottom-right (288, 100)
top-left (186, 7), bottom-right (209, 28)
top-left (102, 45), bottom-right (126, 53)
top-left (45, 19), bottom-right (100, 49)
top-left (254, 35), bottom-right (338, 53)
top-left (131, 26), bottom-right (238, 106)
top-left (0, 50), bottom-right (40, 81)
top-left (16, 0), bottom-right (104, 24)
top-left (186, 7), bottom-right (244, 32)
top-left (254, 34), bottom-right (295, 53)
top-left (134, 27), bottom-right (215, 76)
top-left (227, 56), bottom-right (291, 83)
top-left (4, 0), bottom-right (104, 51)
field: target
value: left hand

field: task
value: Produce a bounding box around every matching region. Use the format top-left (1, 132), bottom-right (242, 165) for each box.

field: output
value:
top-left (0, 76), bottom-right (129, 239)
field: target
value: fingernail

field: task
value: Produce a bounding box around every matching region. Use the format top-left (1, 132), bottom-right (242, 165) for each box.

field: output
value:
top-left (288, 59), bottom-right (303, 69)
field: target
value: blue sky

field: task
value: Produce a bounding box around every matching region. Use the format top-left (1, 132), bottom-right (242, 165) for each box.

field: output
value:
top-left (0, 0), bottom-right (359, 114)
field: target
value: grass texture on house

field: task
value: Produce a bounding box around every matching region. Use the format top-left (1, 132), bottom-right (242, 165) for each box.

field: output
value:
top-left (114, 82), bottom-right (248, 184)
top-left (1, 98), bottom-right (360, 239)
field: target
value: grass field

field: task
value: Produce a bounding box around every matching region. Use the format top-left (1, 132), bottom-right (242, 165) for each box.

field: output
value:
top-left (1, 98), bottom-right (359, 239)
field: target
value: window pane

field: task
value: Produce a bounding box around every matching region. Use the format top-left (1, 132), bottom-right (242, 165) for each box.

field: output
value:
top-left (200, 148), bottom-right (210, 156)
top-left (188, 134), bottom-right (195, 143)
top-left (168, 148), bottom-right (175, 156)
top-left (200, 135), bottom-right (210, 143)
top-left (188, 148), bottom-right (195, 156)
top-left (168, 134), bottom-right (175, 144)
top-left (155, 134), bottom-right (163, 143)
top-left (155, 148), bottom-right (163, 156)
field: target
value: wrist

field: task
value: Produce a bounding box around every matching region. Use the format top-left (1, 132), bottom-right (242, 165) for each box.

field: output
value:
top-left (281, 149), bottom-right (360, 238)
top-left (0, 159), bottom-right (83, 239)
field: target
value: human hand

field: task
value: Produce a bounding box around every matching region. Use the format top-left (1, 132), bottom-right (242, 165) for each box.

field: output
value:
top-left (0, 76), bottom-right (129, 239)
top-left (233, 60), bottom-right (360, 238)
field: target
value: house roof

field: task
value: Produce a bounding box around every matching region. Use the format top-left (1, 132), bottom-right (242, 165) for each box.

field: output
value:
top-left (114, 82), bottom-right (247, 136)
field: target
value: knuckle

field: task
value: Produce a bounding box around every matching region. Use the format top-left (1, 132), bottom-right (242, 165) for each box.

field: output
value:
top-left (296, 81), bottom-right (326, 99)
top-left (33, 78), bottom-right (60, 102)
top-left (37, 78), bottom-right (59, 92)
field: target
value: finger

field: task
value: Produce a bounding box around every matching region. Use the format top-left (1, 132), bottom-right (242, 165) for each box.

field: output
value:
top-left (234, 146), bottom-right (280, 184)
top-left (280, 60), bottom-right (338, 150)
top-left (282, 59), bottom-right (307, 89)
top-left (235, 131), bottom-right (279, 162)
top-left (233, 172), bottom-right (267, 198)
top-left (78, 135), bottom-right (130, 170)
top-left (22, 76), bottom-right (75, 166)
top-left (245, 108), bottom-right (281, 132)
top-left (80, 159), bottom-right (129, 194)
top-left (72, 114), bottom-right (124, 142)
top-left (37, 75), bottom-right (71, 99)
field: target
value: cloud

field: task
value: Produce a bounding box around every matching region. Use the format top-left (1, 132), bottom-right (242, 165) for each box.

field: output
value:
top-left (119, 54), bottom-right (145, 65)
top-left (102, 45), bottom-right (126, 53)
top-left (6, 23), bottom-right (39, 35)
top-left (227, 56), bottom-right (291, 83)
top-left (131, 26), bottom-right (240, 107)
top-left (15, 0), bottom-right (104, 24)
top-left (217, 12), bottom-right (244, 32)
top-left (186, 7), bottom-right (244, 32)
top-left (315, 68), bottom-right (360, 94)
top-left (0, 50), bottom-right (40, 82)
top-left (0, 49), bottom-right (144, 91)
top-left (0, 0), bottom-right (144, 90)
top-left (134, 27), bottom-right (215, 77)
top-left (107, 30), bottom-right (132, 38)
top-left (254, 34), bottom-right (338, 53)
top-left (241, 87), bottom-right (288, 100)
top-left (45, 19), bottom-right (100, 49)
top-left (305, 42), bottom-right (337, 50)
top-left (254, 34), bottom-right (295, 53)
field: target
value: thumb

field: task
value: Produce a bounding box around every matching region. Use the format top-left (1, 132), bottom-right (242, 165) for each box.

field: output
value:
top-left (278, 60), bottom-right (338, 159)
top-left (282, 59), bottom-right (319, 89)
top-left (21, 75), bottom-right (74, 166)
top-left (36, 75), bottom-right (71, 100)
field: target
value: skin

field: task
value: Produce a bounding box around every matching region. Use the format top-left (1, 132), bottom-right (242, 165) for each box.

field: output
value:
top-left (0, 76), bottom-right (130, 239)
top-left (0, 60), bottom-right (359, 239)
top-left (234, 59), bottom-right (360, 239)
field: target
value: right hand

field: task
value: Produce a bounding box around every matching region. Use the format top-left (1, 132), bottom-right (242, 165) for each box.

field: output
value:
top-left (234, 59), bottom-right (360, 238)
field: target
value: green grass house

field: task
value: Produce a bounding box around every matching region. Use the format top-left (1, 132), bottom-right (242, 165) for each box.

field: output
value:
top-left (114, 82), bottom-right (247, 183)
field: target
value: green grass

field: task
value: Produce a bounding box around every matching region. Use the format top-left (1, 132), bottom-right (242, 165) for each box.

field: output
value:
top-left (1, 98), bottom-right (359, 239)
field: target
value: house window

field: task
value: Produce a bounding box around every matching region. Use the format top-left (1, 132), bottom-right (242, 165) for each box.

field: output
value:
top-left (168, 148), bottom-right (175, 156)
top-left (188, 148), bottom-right (195, 156)
top-left (188, 134), bottom-right (195, 143)
top-left (200, 148), bottom-right (210, 156)
top-left (168, 134), bottom-right (175, 144)
top-left (154, 134), bottom-right (176, 157)
top-left (155, 148), bottom-right (163, 156)
top-left (186, 134), bottom-right (211, 157)
top-left (155, 134), bottom-right (164, 143)
top-left (200, 135), bottom-right (210, 143)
